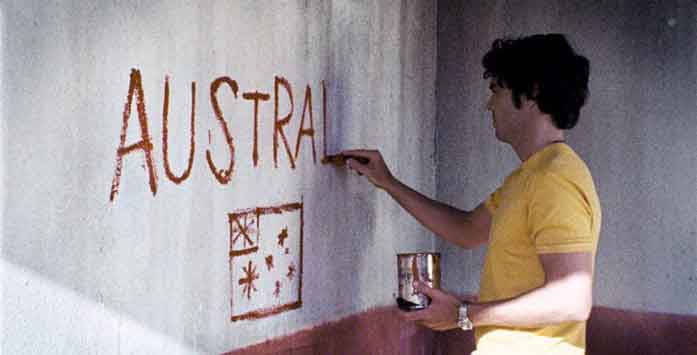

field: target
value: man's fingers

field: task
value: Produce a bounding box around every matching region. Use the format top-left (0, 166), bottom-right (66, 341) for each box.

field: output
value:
top-left (402, 308), bottom-right (431, 322)
top-left (347, 159), bottom-right (368, 175)
top-left (341, 149), bottom-right (379, 163)
top-left (413, 281), bottom-right (440, 299)
top-left (340, 149), bottom-right (375, 158)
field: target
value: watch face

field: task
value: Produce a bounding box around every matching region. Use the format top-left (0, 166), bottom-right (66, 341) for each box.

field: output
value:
top-left (458, 304), bottom-right (473, 330)
top-left (458, 318), bottom-right (473, 330)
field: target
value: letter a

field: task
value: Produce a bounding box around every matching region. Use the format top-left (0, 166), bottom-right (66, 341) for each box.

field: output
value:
top-left (109, 68), bottom-right (158, 202)
top-left (294, 85), bottom-right (316, 163)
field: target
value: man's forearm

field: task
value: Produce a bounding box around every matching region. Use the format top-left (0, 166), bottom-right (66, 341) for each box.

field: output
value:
top-left (383, 178), bottom-right (482, 249)
top-left (468, 272), bottom-right (592, 328)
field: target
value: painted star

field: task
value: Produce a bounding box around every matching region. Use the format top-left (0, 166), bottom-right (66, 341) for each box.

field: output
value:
top-left (273, 280), bottom-right (282, 298)
top-left (265, 255), bottom-right (274, 271)
top-left (277, 227), bottom-right (289, 247)
top-left (238, 260), bottom-right (260, 300)
top-left (287, 262), bottom-right (296, 281)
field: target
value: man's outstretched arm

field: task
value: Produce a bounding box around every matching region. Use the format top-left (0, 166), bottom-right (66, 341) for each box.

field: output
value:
top-left (341, 149), bottom-right (491, 249)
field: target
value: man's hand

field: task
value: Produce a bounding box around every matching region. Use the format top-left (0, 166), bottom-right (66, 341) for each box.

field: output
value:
top-left (341, 149), bottom-right (395, 190)
top-left (401, 281), bottom-right (463, 331)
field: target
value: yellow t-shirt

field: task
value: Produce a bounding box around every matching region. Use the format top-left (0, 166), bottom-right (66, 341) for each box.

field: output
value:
top-left (476, 143), bottom-right (602, 355)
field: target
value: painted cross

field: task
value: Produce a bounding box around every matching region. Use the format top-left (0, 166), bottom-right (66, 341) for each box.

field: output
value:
top-left (228, 201), bottom-right (303, 322)
top-left (230, 213), bottom-right (259, 256)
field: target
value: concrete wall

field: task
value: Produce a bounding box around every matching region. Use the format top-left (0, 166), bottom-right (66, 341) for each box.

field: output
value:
top-left (436, 0), bottom-right (697, 316)
top-left (0, 1), bottom-right (436, 353)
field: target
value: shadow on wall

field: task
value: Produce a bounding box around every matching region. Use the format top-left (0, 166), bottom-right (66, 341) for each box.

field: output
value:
top-left (2, 260), bottom-right (200, 353)
top-left (1, 1), bottom-right (212, 352)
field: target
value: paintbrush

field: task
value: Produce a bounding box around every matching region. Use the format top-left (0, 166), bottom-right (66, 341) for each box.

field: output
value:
top-left (321, 154), bottom-right (370, 167)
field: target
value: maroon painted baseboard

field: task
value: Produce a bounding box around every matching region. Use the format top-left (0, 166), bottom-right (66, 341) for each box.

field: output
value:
top-left (224, 306), bottom-right (434, 355)
top-left (432, 328), bottom-right (475, 355)
top-left (587, 306), bottom-right (697, 355)
top-left (224, 306), bottom-right (697, 355)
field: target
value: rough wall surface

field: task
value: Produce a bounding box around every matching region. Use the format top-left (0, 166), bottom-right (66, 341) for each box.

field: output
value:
top-left (436, 0), bottom-right (697, 316)
top-left (0, 1), bottom-right (436, 353)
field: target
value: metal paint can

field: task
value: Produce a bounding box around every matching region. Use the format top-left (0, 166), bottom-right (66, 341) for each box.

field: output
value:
top-left (396, 252), bottom-right (441, 311)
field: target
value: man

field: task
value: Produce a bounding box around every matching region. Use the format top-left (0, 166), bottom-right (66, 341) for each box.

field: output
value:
top-left (342, 34), bottom-right (601, 354)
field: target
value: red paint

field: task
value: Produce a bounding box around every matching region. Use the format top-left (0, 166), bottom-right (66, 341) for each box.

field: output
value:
top-left (299, 198), bottom-right (304, 316)
top-left (162, 76), bottom-right (196, 184)
top-left (321, 80), bottom-right (328, 161)
top-left (231, 301), bottom-right (302, 323)
top-left (231, 214), bottom-right (256, 248)
top-left (224, 306), bottom-right (435, 355)
top-left (587, 306), bottom-right (697, 355)
top-left (286, 262), bottom-right (296, 281)
top-left (110, 68), bottom-right (158, 202)
top-left (265, 255), bottom-right (274, 271)
top-left (274, 76), bottom-right (296, 169)
top-left (229, 246), bottom-right (259, 258)
top-left (435, 306), bottom-right (697, 355)
top-left (273, 281), bottom-right (282, 298)
top-left (432, 328), bottom-right (476, 355)
top-left (242, 91), bottom-right (270, 167)
top-left (110, 70), bottom-right (334, 201)
top-left (207, 76), bottom-right (238, 184)
top-left (277, 227), bottom-right (289, 247)
top-left (223, 306), bottom-right (697, 354)
top-left (229, 201), bottom-right (304, 322)
top-left (229, 212), bottom-right (259, 257)
top-left (238, 260), bottom-right (260, 300)
top-left (294, 85), bottom-right (317, 163)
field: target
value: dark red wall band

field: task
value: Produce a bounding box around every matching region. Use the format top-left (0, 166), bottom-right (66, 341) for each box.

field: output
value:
top-left (225, 306), bottom-right (697, 355)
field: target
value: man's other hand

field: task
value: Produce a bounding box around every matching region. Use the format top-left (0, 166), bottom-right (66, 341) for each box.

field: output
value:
top-left (401, 281), bottom-right (462, 331)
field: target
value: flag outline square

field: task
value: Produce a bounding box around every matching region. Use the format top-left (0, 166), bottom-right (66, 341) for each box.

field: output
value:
top-left (228, 201), bottom-right (303, 322)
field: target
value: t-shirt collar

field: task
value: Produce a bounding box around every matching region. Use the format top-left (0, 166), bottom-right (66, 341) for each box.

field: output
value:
top-left (519, 142), bottom-right (567, 172)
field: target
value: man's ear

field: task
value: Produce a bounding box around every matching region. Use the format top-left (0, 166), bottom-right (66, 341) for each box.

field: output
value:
top-left (530, 82), bottom-right (540, 99)
top-left (521, 95), bottom-right (538, 110)
top-left (524, 83), bottom-right (540, 109)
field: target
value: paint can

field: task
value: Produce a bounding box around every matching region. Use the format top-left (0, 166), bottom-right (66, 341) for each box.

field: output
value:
top-left (396, 252), bottom-right (440, 311)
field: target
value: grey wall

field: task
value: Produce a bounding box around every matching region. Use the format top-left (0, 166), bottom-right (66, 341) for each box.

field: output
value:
top-left (1, 1), bottom-right (436, 353)
top-left (436, 0), bottom-right (697, 315)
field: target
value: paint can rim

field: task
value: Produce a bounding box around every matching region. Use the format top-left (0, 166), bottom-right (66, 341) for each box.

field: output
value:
top-left (396, 252), bottom-right (440, 257)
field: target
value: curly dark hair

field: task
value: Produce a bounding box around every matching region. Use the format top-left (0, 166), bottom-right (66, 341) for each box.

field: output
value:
top-left (482, 34), bottom-right (590, 130)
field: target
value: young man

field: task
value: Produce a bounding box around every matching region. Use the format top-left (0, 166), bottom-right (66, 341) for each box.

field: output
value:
top-left (342, 34), bottom-right (601, 354)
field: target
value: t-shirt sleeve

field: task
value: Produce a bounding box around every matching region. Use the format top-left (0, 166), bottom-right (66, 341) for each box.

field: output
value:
top-left (484, 186), bottom-right (502, 214)
top-left (527, 172), bottom-right (595, 254)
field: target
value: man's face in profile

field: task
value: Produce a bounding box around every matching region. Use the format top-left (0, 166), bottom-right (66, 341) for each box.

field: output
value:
top-left (486, 79), bottom-right (525, 143)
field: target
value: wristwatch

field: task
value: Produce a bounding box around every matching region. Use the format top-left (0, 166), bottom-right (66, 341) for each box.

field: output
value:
top-left (457, 302), bottom-right (474, 331)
